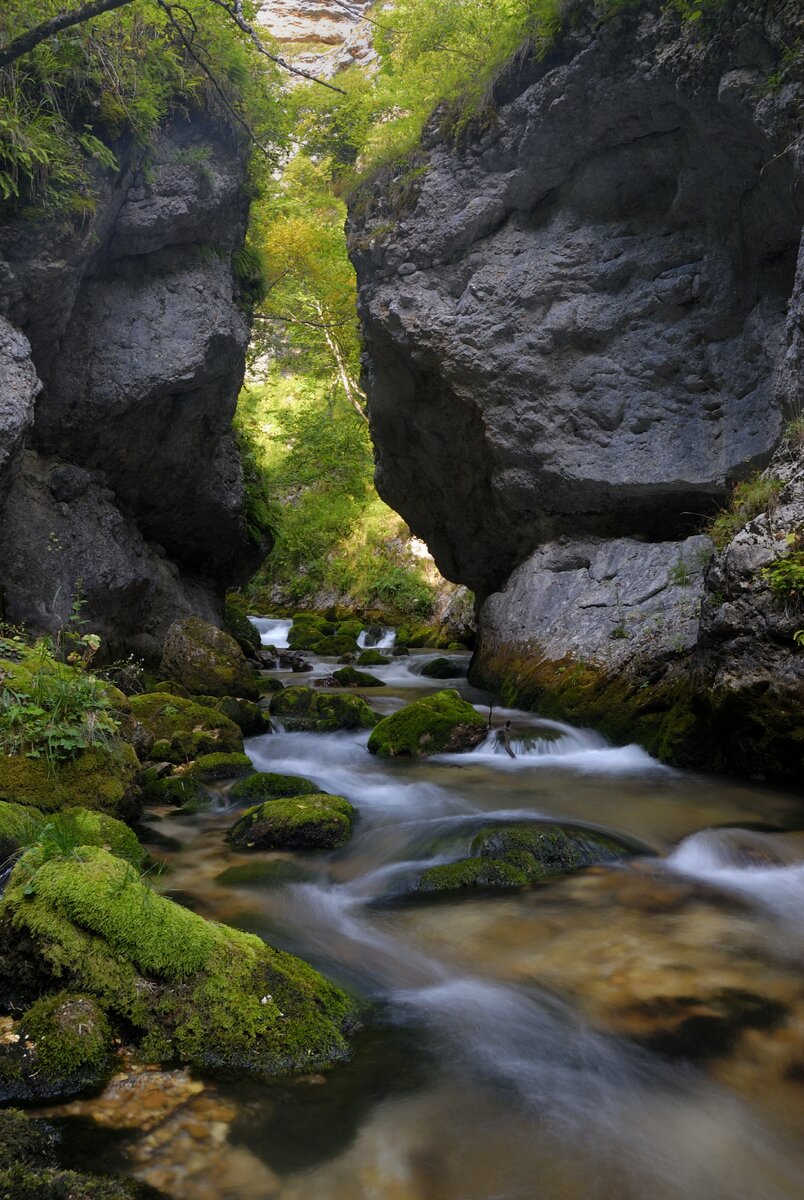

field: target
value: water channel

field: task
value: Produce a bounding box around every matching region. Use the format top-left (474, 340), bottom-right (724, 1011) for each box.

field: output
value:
top-left (42, 627), bottom-right (804, 1200)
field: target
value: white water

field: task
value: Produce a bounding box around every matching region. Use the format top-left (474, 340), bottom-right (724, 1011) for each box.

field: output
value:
top-left (248, 616), bottom-right (293, 648)
top-left (357, 625), bottom-right (396, 650)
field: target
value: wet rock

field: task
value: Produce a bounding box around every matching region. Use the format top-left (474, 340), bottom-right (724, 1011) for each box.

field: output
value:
top-left (357, 650), bottom-right (391, 666)
top-left (183, 752), bottom-right (253, 783)
top-left (416, 857), bottom-right (529, 894)
top-left (420, 657), bottom-right (466, 679)
top-left (367, 689), bottom-right (485, 758)
top-left (215, 861), bottom-right (314, 888)
top-left (0, 1108), bottom-right (56, 1169)
top-left (223, 599), bottom-right (261, 658)
top-left (124, 693), bottom-right (243, 763)
top-left (269, 686), bottom-right (378, 732)
top-left (0, 993), bottom-right (114, 1104)
top-left (160, 617), bottom-right (259, 701)
top-left (228, 772), bottom-right (321, 805)
top-left (0, 744), bottom-right (141, 821)
top-left (278, 651), bottom-right (313, 672)
top-left (226, 794), bottom-right (355, 851)
top-left (331, 667), bottom-right (386, 688)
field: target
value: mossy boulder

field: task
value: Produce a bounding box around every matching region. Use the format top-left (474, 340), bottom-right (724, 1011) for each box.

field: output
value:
top-left (258, 676), bottom-right (285, 694)
top-left (223, 598), bottom-right (261, 658)
top-left (150, 680), bottom-right (190, 697)
top-left (270, 687), bottom-right (378, 732)
top-left (229, 772), bottom-right (320, 805)
top-left (332, 667), bottom-right (386, 688)
top-left (140, 772), bottom-right (206, 809)
top-left (0, 745), bottom-right (140, 820)
top-left (416, 857), bottom-right (529, 894)
top-left (413, 823), bottom-right (639, 896)
top-left (215, 861), bottom-right (313, 888)
top-left (0, 992), bottom-right (113, 1104)
top-left (124, 693), bottom-right (243, 763)
top-left (210, 696), bottom-right (271, 736)
top-left (160, 617), bottom-right (259, 701)
top-left (420, 657), bottom-right (466, 679)
top-left (183, 752), bottom-right (253, 782)
top-left (0, 1109), bottom-right (55, 1169)
top-left (0, 1165), bottom-right (166, 1198)
top-left (367, 690), bottom-right (485, 758)
top-left (226, 795), bottom-right (355, 851)
top-left (357, 650), bottom-right (391, 666)
top-left (315, 636), bottom-right (360, 656)
top-left (0, 847), bottom-right (358, 1076)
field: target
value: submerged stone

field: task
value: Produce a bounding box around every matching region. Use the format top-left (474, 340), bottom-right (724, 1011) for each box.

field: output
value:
top-left (226, 795), bottom-right (355, 851)
top-left (269, 687), bottom-right (378, 732)
top-left (420, 657), bottom-right (466, 679)
top-left (215, 860), bottom-right (314, 888)
top-left (332, 667), bottom-right (386, 688)
top-left (367, 689), bottom-right (485, 758)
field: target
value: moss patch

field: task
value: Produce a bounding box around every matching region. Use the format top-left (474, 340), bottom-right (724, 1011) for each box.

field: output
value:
top-left (367, 689), bottom-right (485, 758)
top-left (215, 861), bottom-right (313, 888)
top-left (0, 745), bottom-right (140, 820)
top-left (124, 694), bottom-right (243, 764)
top-left (0, 1109), bottom-right (55, 1170)
top-left (229, 772), bottom-right (321, 805)
top-left (0, 992), bottom-right (113, 1104)
top-left (416, 856), bottom-right (528, 894)
top-left (183, 753), bottom-right (253, 782)
top-left (357, 650), bottom-right (391, 666)
top-left (227, 795), bottom-right (355, 851)
top-left (420, 657), bottom-right (466, 679)
top-left (0, 1165), bottom-right (164, 1198)
top-left (269, 687), bottom-right (377, 732)
top-left (160, 617), bottom-right (259, 701)
top-left (332, 667), bottom-right (386, 688)
top-left (1, 847), bottom-right (358, 1076)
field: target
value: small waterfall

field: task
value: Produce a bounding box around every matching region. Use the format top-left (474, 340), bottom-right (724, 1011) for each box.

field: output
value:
top-left (358, 625), bottom-right (397, 650)
top-left (248, 616), bottom-right (293, 648)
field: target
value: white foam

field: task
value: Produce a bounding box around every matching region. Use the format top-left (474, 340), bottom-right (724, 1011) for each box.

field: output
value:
top-left (248, 616), bottom-right (293, 648)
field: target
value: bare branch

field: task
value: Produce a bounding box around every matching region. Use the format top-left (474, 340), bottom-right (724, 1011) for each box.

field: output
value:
top-left (0, 0), bottom-right (135, 68)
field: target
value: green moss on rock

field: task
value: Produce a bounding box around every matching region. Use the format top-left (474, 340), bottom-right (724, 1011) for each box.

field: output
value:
top-left (229, 772), bottom-right (321, 804)
top-left (184, 752), bottom-right (253, 782)
top-left (160, 617), bottom-right (259, 701)
top-left (1, 847), bottom-right (358, 1076)
top-left (420, 657), bottom-right (466, 679)
top-left (125, 694), bottom-right (243, 764)
top-left (357, 650), bottom-right (391, 666)
top-left (215, 860), bottom-right (313, 888)
top-left (226, 795), bottom-right (355, 851)
top-left (224, 599), bottom-right (261, 657)
top-left (0, 1165), bottom-right (165, 1198)
top-left (259, 676), bottom-right (285, 694)
top-left (0, 1109), bottom-right (55, 1169)
top-left (367, 690), bottom-right (485, 758)
top-left (269, 687), bottom-right (378, 732)
top-left (416, 857), bottom-right (528, 893)
top-left (0, 992), bottom-right (113, 1104)
top-left (0, 745), bottom-right (140, 820)
top-left (141, 774), bottom-right (207, 809)
top-left (332, 667), bottom-right (386, 688)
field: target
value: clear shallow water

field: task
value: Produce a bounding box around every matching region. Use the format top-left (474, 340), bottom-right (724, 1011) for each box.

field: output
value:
top-left (47, 647), bottom-right (804, 1199)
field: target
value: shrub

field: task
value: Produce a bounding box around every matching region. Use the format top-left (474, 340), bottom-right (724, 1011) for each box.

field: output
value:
top-left (708, 474), bottom-right (783, 548)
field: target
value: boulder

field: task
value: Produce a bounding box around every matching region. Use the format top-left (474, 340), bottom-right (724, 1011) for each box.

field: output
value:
top-left (124, 693), bottom-right (243, 763)
top-left (160, 617), bottom-right (259, 700)
top-left (357, 650), bottom-right (391, 666)
top-left (420, 657), bottom-right (466, 679)
top-left (269, 686), bottom-right (378, 732)
top-left (331, 667), bottom-right (386, 688)
top-left (183, 752), bottom-right (253, 782)
top-left (0, 992), bottom-right (113, 1105)
top-left (226, 794), bottom-right (355, 851)
top-left (367, 689), bottom-right (485, 757)
top-left (229, 772), bottom-right (321, 805)
top-left (0, 745), bottom-right (140, 820)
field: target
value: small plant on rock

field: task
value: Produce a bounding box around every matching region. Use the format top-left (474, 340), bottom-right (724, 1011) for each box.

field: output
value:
top-left (708, 473), bottom-right (783, 548)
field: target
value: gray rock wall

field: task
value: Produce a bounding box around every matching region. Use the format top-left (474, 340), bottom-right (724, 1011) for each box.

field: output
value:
top-left (0, 118), bottom-right (263, 657)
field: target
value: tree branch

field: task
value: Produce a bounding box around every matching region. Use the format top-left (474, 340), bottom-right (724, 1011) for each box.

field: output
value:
top-left (0, 0), bottom-right (134, 68)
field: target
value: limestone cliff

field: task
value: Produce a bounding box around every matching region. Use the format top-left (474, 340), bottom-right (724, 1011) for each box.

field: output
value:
top-left (349, 0), bottom-right (804, 782)
top-left (0, 118), bottom-right (265, 659)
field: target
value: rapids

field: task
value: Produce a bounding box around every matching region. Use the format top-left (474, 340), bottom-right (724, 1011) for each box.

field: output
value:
top-left (43, 629), bottom-right (804, 1200)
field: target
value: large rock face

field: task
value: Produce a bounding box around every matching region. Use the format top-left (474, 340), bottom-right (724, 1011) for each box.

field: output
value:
top-left (349, 0), bottom-right (804, 781)
top-left (0, 118), bottom-right (265, 656)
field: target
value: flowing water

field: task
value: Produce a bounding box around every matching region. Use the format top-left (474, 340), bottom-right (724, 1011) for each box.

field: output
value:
top-left (43, 635), bottom-right (804, 1200)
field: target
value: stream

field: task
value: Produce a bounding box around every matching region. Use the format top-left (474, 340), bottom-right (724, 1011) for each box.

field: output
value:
top-left (41, 628), bottom-right (804, 1200)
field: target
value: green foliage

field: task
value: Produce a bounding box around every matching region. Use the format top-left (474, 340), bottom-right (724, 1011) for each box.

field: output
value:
top-left (761, 550), bottom-right (804, 602)
top-left (0, 0), bottom-right (286, 213)
top-left (707, 473), bottom-right (783, 548)
top-left (0, 641), bottom-right (118, 768)
top-left (669, 558), bottom-right (691, 586)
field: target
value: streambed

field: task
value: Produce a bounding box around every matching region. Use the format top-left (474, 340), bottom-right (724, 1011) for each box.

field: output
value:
top-left (39, 638), bottom-right (804, 1199)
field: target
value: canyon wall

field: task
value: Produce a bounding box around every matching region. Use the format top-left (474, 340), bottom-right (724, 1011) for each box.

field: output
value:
top-left (0, 118), bottom-right (264, 659)
top-left (349, 0), bottom-right (804, 782)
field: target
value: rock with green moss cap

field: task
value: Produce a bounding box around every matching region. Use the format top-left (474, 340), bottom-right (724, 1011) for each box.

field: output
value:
top-left (270, 687), bottom-right (377, 732)
top-left (124, 693), bottom-right (243, 763)
top-left (150, 680), bottom-right (190, 698)
top-left (0, 744), bottom-right (141, 820)
top-left (183, 752), bottom-right (253, 782)
top-left (226, 794), bottom-right (355, 851)
top-left (357, 650), bottom-right (391, 666)
top-left (140, 773), bottom-right (207, 809)
top-left (0, 847), bottom-right (358, 1078)
top-left (229, 772), bottom-right (320, 805)
top-left (160, 617), bottom-right (259, 701)
top-left (211, 696), bottom-right (271, 736)
top-left (420, 657), bottom-right (466, 679)
top-left (259, 676), bottom-right (285, 694)
top-left (0, 992), bottom-right (114, 1104)
top-left (332, 667), bottom-right (386, 688)
top-left (0, 1109), bottom-right (56, 1170)
top-left (0, 1164), bottom-right (166, 1198)
top-left (224, 598), bottom-right (261, 658)
top-left (416, 857), bottom-right (529, 894)
top-left (367, 690), bottom-right (485, 758)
